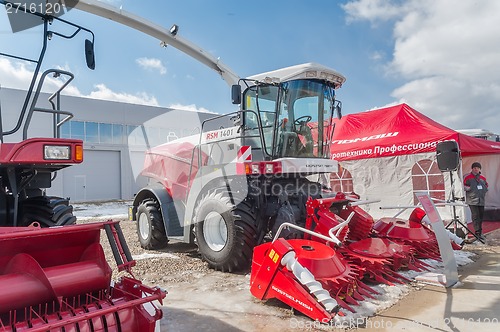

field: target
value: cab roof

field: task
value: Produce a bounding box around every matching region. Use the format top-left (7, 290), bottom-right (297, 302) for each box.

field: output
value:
top-left (248, 62), bottom-right (346, 88)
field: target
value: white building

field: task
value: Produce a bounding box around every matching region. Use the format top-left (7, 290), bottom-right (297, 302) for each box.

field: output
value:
top-left (1, 87), bottom-right (214, 202)
top-left (456, 128), bottom-right (500, 142)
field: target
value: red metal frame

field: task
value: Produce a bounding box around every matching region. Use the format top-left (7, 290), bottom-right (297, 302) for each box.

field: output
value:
top-left (0, 221), bottom-right (165, 332)
top-left (0, 138), bottom-right (83, 165)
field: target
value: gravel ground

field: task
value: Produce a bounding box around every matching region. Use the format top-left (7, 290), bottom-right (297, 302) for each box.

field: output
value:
top-left (77, 212), bottom-right (300, 332)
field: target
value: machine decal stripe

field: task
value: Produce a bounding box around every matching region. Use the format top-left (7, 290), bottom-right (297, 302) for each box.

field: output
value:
top-left (237, 146), bottom-right (252, 162)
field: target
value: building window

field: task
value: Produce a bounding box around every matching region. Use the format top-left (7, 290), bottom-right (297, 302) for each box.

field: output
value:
top-left (59, 120), bottom-right (187, 146)
top-left (86, 122), bottom-right (99, 143)
top-left (100, 123), bottom-right (113, 144)
top-left (60, 121), bottom-right (70, 138)
top-left (411, 159), bottom-right (445, 204)
top-left (146, 127), bottom-right (160, 146)
top-left (112, 124), bottom-right (124, 144)
top-left (127, 125), bottom-right (140, 145)
top-left (330, 165), bottom-right (354, 192)
top-left (70, 121), bottom-right (85, 141)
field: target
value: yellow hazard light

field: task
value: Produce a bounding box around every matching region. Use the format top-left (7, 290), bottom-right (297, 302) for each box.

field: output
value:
top-left (75, 145), bottom-right (83, 162)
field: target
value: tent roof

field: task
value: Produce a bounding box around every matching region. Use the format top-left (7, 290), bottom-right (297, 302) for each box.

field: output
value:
top-left (331, 103), bottom-right (500, 161)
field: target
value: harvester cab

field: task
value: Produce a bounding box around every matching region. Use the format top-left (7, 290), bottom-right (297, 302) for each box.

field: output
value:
top-left (233, 63), bottom-right (344, 161)
top-left (0, 1), bottom-right (94, 227)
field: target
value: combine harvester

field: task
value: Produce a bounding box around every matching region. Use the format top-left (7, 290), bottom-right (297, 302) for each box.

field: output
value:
top-left (0, 2), bottom-right (165, 330)
top-left (56, 0), bottom-right (464, 323)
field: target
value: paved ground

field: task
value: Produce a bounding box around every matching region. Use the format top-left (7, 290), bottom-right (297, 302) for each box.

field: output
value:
top-left (159, 229), bottom-right (500, 332)
top-left (363, 229), bottom-right (500, 332)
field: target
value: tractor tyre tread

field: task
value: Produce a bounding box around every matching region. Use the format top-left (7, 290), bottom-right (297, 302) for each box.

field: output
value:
top-left (195, 189), bottom-right (257, 272)
top-left (18, 196), bottom-right (76, 227)
top-left (137, 199), bottom-right (168, 250)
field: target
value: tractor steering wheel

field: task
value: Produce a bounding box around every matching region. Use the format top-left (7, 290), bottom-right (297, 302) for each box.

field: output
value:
top-left (294, 115), bottom-right (312, 125)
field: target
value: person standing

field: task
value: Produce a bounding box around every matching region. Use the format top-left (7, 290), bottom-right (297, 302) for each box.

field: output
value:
top-left (464, 162), bottom-right (488, 242)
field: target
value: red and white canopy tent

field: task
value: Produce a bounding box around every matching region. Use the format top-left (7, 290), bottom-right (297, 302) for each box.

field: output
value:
top-left (330, 103), bottom-right (500, 221)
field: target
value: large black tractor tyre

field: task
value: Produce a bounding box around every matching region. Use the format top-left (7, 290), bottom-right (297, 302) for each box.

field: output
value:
top-left (194, 190), bottom-right (257, 272)
top-left (136, 199), bottom-right (169, 250)
top-left (18, 196), bottom-right (76, 227)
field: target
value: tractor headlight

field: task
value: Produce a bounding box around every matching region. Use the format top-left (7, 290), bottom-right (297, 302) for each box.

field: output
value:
top-left (44, 145), bottom-right (70, 160)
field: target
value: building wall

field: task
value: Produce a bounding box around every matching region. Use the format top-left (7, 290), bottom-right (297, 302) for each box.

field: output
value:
top-left (1, 87), bottom-right (214, 202)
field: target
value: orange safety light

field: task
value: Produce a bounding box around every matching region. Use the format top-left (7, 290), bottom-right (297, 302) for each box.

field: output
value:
top-left (75, 145), bottom-right (84, 162)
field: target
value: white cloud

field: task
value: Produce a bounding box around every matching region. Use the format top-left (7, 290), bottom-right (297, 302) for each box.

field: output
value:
top-left (370, 51), bottom-right (384, 61)
top-left (342, 0), bottom-right (406, 24)
top-left (0, 58), bottom-right (41, 90)
top-left (136, 57), bottom-right (167, 75)
top-left (0, 58), bottom-right (158, 106)
top-left (88, 84), bottom-right (159, 106)
top-left (343, 0), bottom-right (500, 131)
top-left (168, 103), bottom-right (215, 114)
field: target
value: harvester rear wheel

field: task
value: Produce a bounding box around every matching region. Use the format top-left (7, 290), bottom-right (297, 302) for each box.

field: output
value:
top-left (18, 196), bottom-right (76, 227)
top-left (194, 190), bottom-right (257, 272)
top-left (136, 199), bottom-right (169, 250)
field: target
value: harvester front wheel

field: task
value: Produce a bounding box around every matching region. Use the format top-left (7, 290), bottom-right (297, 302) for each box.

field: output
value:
top-left (194, 190), bottom-right (257, 272)
top-left (136, 199), bottom-right (169, 250)
top-left (18, 196), bottom-right (76, 227)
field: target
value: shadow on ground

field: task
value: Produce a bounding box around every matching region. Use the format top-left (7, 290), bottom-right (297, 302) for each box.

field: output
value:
top-left (161, 307), bottom-right (244, 332)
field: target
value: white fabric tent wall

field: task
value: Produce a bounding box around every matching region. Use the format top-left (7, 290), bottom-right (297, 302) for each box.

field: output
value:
top-left (339, 152), bottom-right (467, 221)
top-left (462, 154), bottom-right (500, 221)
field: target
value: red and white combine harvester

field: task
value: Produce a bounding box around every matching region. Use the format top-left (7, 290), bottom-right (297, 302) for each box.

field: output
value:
top-left (0, 2), bottom-right (165, 330)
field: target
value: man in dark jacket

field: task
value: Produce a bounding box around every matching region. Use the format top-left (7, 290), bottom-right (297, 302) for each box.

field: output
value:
top-left (464, 162), bottom-right (489, 242)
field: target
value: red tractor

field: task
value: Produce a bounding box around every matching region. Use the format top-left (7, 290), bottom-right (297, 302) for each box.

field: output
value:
top-left (0, 1), bottom-right (96, 227)
top-left (130, 63), bottom-right (346, 272)
top-left (0, 4), bottom-right (166, 331)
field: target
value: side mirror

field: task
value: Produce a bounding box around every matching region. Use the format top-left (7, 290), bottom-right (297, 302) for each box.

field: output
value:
top-left (85, 39), bottom-right (95, 70)
top-left (231, 84), bottom-right (241, 104)
top-left (335, 100), bottom-right (342, 120)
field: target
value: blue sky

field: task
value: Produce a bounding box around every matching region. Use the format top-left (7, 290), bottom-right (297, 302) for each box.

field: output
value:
top-left (1, 0), bottom-right (500, 133)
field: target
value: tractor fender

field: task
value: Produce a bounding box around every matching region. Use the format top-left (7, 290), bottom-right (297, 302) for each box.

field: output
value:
top-left (132, 186), bottom-right (184, 237)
